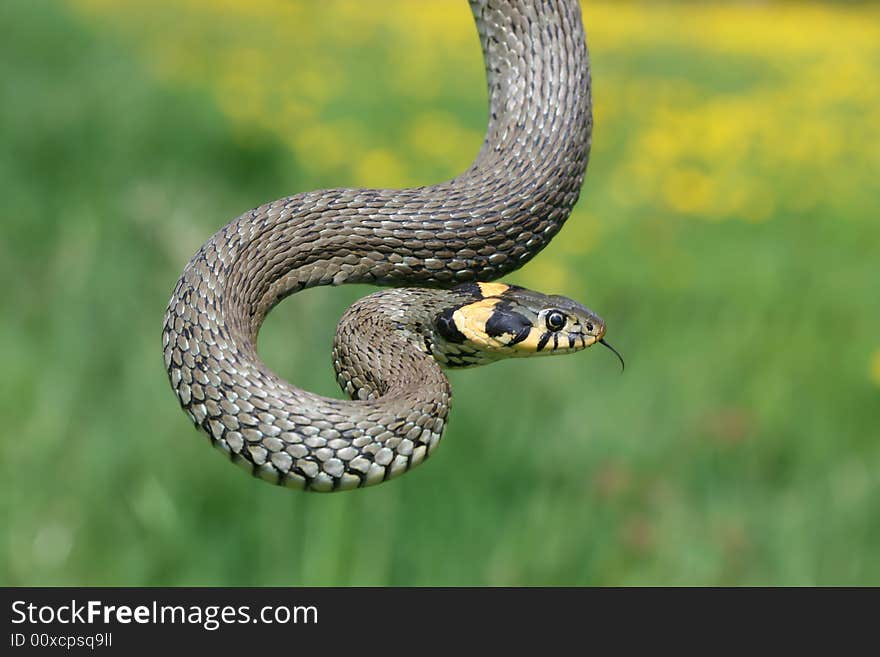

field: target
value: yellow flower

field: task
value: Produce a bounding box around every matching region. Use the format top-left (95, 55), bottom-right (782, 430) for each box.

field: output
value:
top-left (353, 149), bottom-right (407, 188)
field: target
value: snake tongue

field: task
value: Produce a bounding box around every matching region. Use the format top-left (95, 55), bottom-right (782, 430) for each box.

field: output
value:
top-left (599, 338), bottom-right (625, 373)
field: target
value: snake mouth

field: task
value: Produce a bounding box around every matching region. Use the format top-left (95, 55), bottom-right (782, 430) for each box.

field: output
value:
top-left (599, 338), bottom-right (625, 372)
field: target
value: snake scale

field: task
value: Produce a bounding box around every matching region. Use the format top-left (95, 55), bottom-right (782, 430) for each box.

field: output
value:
top-left (162, 0), bottom-right (606, 492)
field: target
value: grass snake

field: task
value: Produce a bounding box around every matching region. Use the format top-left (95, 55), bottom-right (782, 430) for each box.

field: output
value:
top-left (162, 0), bottom-right (615, 492)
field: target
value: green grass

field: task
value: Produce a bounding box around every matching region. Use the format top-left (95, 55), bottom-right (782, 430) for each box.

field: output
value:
top-left (1, 0), bottom-right (878, 586)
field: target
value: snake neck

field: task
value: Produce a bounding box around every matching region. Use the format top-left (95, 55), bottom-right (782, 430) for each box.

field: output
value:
top-left (332, 288), bottom-right (472, 401)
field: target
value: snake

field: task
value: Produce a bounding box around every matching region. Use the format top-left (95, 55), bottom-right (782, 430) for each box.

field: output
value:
top-left (162, 0), bottom-right (620, 492)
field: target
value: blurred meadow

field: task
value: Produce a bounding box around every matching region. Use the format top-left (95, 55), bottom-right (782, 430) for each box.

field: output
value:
top-left (2, 0), bottom-right (879, 585)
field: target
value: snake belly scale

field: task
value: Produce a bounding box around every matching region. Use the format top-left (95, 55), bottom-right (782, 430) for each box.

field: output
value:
top-left (162, 0), bottom-right (593, 491)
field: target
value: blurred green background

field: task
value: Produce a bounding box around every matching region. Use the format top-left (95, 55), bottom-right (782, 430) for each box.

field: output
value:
top-left (2, 0), bottom-right (878, 586)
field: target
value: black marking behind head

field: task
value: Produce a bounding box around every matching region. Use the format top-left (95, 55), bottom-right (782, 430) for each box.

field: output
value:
top-left (452, 282), bottom-right (483, 299)
top-left (436, 308), bottom-right (466, 343)
top-left (485, 310), bottom-right (532, 345)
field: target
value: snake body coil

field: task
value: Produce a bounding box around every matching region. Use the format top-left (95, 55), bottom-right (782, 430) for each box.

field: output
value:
top-left (162, 0), bottom-right (593, 491)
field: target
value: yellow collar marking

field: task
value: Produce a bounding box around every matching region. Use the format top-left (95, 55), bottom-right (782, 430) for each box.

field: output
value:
top-left (477, 282), bottom-right (510, 298)
top-left (452, 298), bottom-right (502, 347)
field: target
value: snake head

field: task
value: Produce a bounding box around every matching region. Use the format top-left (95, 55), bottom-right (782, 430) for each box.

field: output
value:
top-left (432, 282), bottom-right (621, 369)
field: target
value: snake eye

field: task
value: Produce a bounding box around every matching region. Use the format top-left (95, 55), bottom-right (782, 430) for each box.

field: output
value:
top-left (586, 322), bottom-right (594, 332)
top-left (545, 310), bottom-right (566, 332)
